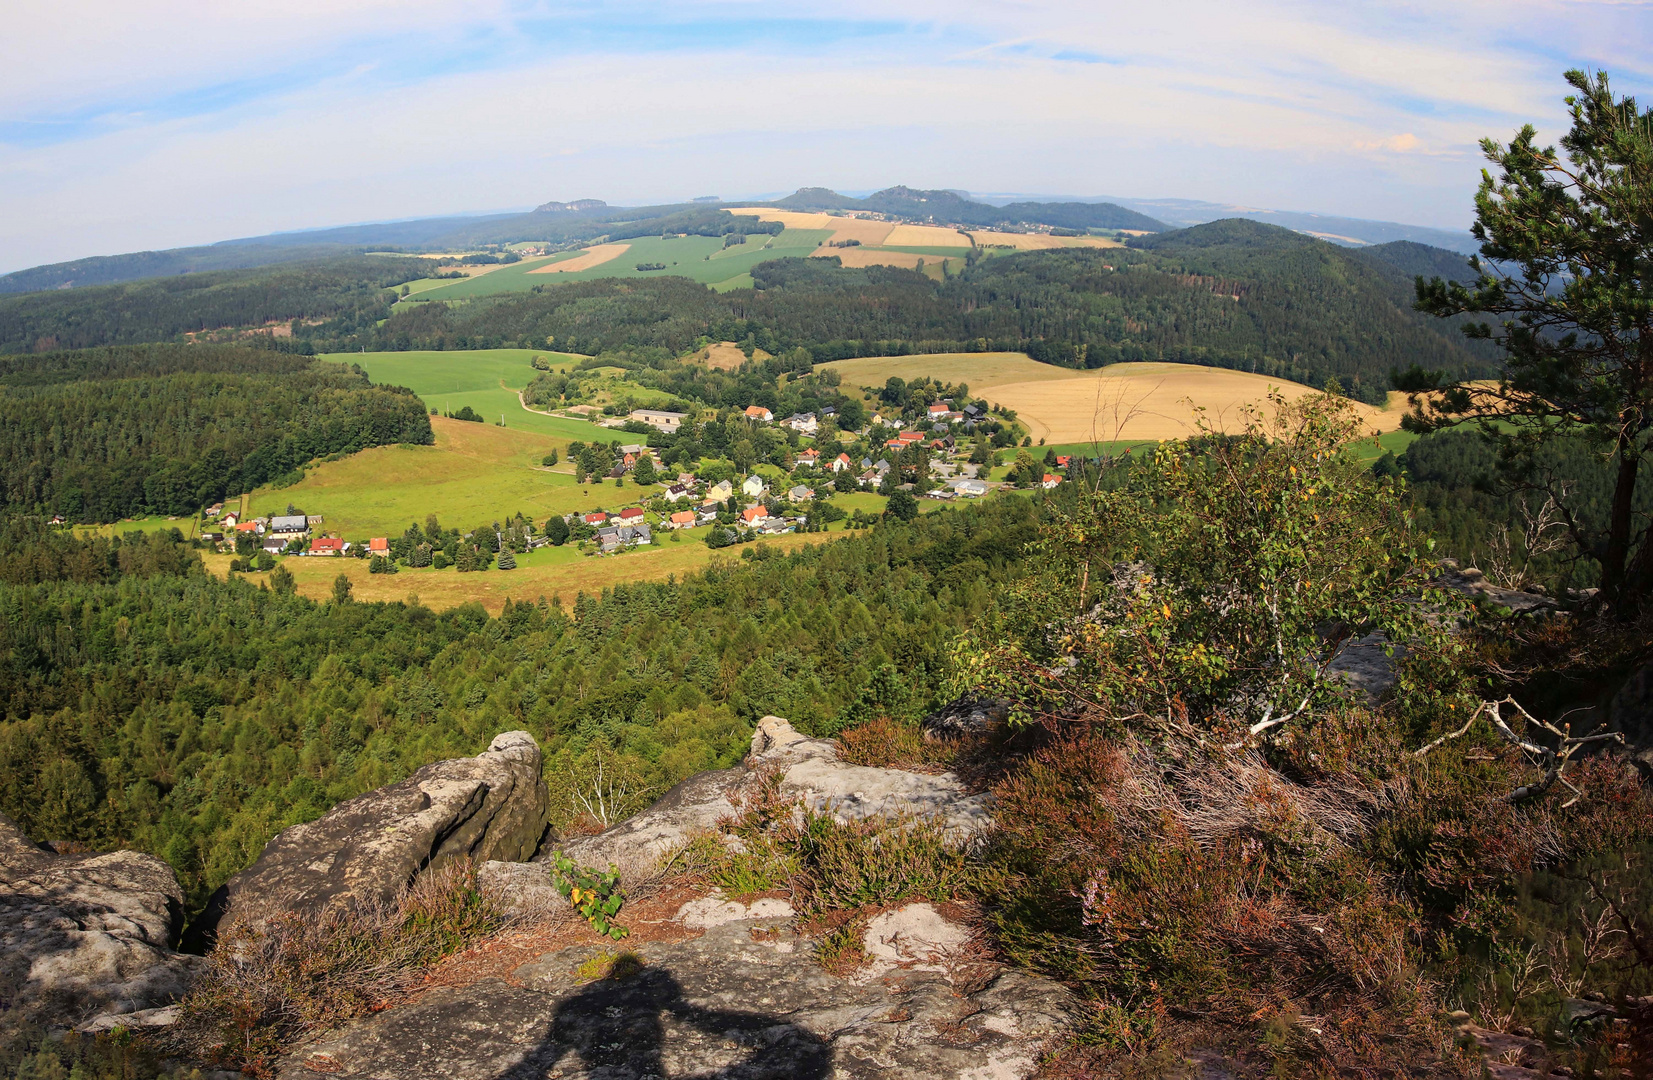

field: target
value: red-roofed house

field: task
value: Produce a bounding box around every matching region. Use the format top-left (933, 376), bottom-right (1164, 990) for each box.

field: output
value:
top-left (741, 506), bottom-right (768, 524)
top-left (743, 405), bottom-right (773, 422)
top-left (796, 448), bottom-right (820, 468)
top-left (831, 453), bottom-right (853, 473)
top-left (1041, 474), bottom-right (1061, 489)
top-left (886, 439), bottom-right (904, 449)
top-left (668, 510), bottom-right (697, 529)
top-left (897, 431), bottom-right (924, 445)
top-left (927, 402), bottom-right (950, 417)
top-left (584, 512), bottom-right (608, 525)
top-left (235, 520), bottom-right (263, 535)
top-left (368, 537), bottom-right (389, 555)
top-left (618, 507), bottom-right (645, 522)
top-left (1055, 455), bottom-right (1072, 467)
top-left (309, 537), bottom-right (346, 556)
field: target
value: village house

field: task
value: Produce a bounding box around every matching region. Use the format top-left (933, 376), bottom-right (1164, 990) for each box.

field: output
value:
top-left (662, 483), bottom-right (691, 503)
top-left (741, 505), bottom-right (768, 525)
top-left (740, 475), bottom-right (767, 498)
top-left (954, 478), bottom-right (990, 498)
top-left (696, 501), bottom-right (720, 523)
top-left (1042, 474), bottom-right (1062, 489)
top-left (617, 507), bottom-right (645, 523)
top-left (787, 484), bottom-right (814, 503)
top-left (206, 503), bottom-right (224, 518)
top-left (830, 453), bottom-right (853, 473)
top-left (236, 520), bottom-right (264, 536)
top-left (706, 479), bottom-right (734, 502)
top-left (628, 409), bottom-right (687, 433)
top-left (269, 515), bottom-right (310, 540)
top-left (668, 510), bottom-right (697, 530)
top-left (220, 514), bottom-right (239, 529)
top-left (368, 538), bottom-right (390, 556)
top-left (743, 405), bottom-right (774, 422)
top-left (584, 512), bottom-right (608, 526)
top-left (784, 412), bottom-right (818, 435)
top-left (677, 472), bottom-right (697, 487)
top-left (309, 537), bottom-right (346, 556)
top-left (795, 448), bottom-right (820, 469)
top-left (595, 523), bottom-right (651, 554)
top-left (927, 402), bottom-right (951, 418)
top-left (200, 532), bottom-right (224, 544)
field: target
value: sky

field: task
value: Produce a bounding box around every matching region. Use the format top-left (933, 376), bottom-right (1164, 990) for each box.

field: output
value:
top-left (2, 0), bottom-right (1650, 274)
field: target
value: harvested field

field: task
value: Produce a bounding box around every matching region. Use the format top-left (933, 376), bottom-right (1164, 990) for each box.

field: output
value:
top-left (828, 354), bottom-right (1408, 444)
top-left (819, 248), bottom-right (961, 273)
top-left (529, 243), bottom-right (630, 274)
top-left (966, 231), bottom-right (1122, 250)
top-left (883, 224), bottom-right (973, 248)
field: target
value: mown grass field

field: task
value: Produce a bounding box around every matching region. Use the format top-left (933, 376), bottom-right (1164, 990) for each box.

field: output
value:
top-left (201, 528), bottom-right (855, 613)
top-left (826, 354), bottom-right (1408, 443)
top-left (322, 349), bottom-right (601, 441)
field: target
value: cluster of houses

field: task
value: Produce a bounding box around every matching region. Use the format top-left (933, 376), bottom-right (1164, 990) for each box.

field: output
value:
top-left (201, 506), bottom-right (327, 554)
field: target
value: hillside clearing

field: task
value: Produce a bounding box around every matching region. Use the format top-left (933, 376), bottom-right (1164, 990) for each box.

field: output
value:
top-left (325, 349), bottom-right (598, 441)
top-left (966, 231), bottom-right (1122, 250)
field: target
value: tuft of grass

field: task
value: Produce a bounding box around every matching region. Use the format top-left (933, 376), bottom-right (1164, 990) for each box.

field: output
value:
top-left (161, 862), bottom-right (503, 1077)
top-left (571, 949), bottom-right (646, 983)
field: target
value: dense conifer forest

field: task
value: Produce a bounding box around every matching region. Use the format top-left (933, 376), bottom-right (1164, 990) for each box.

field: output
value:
top-left (0, 344), bottom-right (432, 521)
top-left (0, 499), bottom-right (1036, 915)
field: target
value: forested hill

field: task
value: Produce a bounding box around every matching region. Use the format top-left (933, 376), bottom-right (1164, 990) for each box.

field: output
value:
top-left (0, 257), bottom-right (432, 355)
top-left (0, 344), bottom-right (432, 521)
top-left (1353, 239), bottom-right (1477, 283)
top-left (373, 221), bottom-right (1494, 402)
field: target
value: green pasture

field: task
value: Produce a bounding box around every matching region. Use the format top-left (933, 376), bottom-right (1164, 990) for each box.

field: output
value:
top-left (73, 515), bottom-right (201, 540)
top-left (321, 349), bottom-right (602, 441)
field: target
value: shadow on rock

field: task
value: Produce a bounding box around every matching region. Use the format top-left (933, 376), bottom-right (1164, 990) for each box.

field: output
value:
top-left (501, 963), bottom-right (831, 1080)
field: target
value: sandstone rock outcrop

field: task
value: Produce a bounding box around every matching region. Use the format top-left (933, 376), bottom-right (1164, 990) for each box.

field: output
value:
top-left (0, 812), bottom-right (199, 1027)
top-left (528, 716), bottom-right (992, 884)
top-left (199, 730), bottom-right (549, 937)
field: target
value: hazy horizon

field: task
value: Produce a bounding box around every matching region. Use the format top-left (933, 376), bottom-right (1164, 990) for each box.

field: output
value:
top-left (5, 1), bottom-right (1650, 273)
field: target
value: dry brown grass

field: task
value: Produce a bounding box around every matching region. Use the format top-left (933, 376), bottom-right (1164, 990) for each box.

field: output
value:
top-left (528, 243), bottom-right (630, 274)
top-left (692, 342), bottom-right (758, 371)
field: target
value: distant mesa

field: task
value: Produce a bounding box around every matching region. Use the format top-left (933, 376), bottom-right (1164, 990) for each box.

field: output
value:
top-left (533, 198), bottom-right (609, 214)
top-left (692, 195), bottom-right (721, 203)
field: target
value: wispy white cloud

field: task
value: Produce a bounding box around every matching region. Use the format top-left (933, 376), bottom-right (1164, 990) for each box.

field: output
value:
top-left (1, 0), bottom-right (1648, 271)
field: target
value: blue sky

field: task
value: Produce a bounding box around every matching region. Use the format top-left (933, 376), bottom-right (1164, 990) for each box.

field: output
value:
top-left (2, 0), bottom-right (1650, 273)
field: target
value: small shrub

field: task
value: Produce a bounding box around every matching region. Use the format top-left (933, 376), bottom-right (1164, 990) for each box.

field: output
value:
top-left (546, 852), bottom-right (628, 939)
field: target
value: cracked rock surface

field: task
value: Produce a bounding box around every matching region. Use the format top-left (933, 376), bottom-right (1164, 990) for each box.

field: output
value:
top-left (276, 912), bottom-right (1074, 1080)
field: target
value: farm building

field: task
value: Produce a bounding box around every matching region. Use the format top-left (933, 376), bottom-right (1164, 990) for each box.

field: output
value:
top-left (628, 409), bottom-right (686, 432)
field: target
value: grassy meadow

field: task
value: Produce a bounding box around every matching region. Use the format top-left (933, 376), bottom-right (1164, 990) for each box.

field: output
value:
top-left (323, 349), bottom-right (601, 441)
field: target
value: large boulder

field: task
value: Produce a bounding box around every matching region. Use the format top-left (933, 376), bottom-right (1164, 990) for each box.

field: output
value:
top-left (274, 906), bottom-right (1075, 1080)
top-left (199, 731), bottom-right (548, 937)
top-left (0, 813), bottom-right (199, 1027)
top-left (533, 717), bottom-right (992, 883)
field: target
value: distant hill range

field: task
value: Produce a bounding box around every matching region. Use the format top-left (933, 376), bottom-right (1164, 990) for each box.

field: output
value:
top-left (0, 183), bottom-right (1475, 295)
top-left (768, 186), bottom-right (1168, 232)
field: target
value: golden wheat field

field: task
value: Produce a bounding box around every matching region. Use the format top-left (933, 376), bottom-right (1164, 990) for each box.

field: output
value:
top-left (822, 248), bottom-right (955, 270)
top-left (529, 243), bottom-right (630, 274)
top-left (882, 223), bottom-right (974, 248)
top-left (828, 354), bottom-right (1408, 443)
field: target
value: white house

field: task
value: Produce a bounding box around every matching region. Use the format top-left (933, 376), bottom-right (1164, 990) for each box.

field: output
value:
top-left (663, 484), bottom-right (691, 503)
top-left (954, 478), bottom-right (990, 498)
top-left (784, 412), bottom-right (819, 435)
top-left (741, 475), bottom-right (767, 498)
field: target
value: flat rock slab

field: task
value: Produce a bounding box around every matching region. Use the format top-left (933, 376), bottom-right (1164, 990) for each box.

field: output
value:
top-left (277, 916), bottom-right (1074, 1080)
